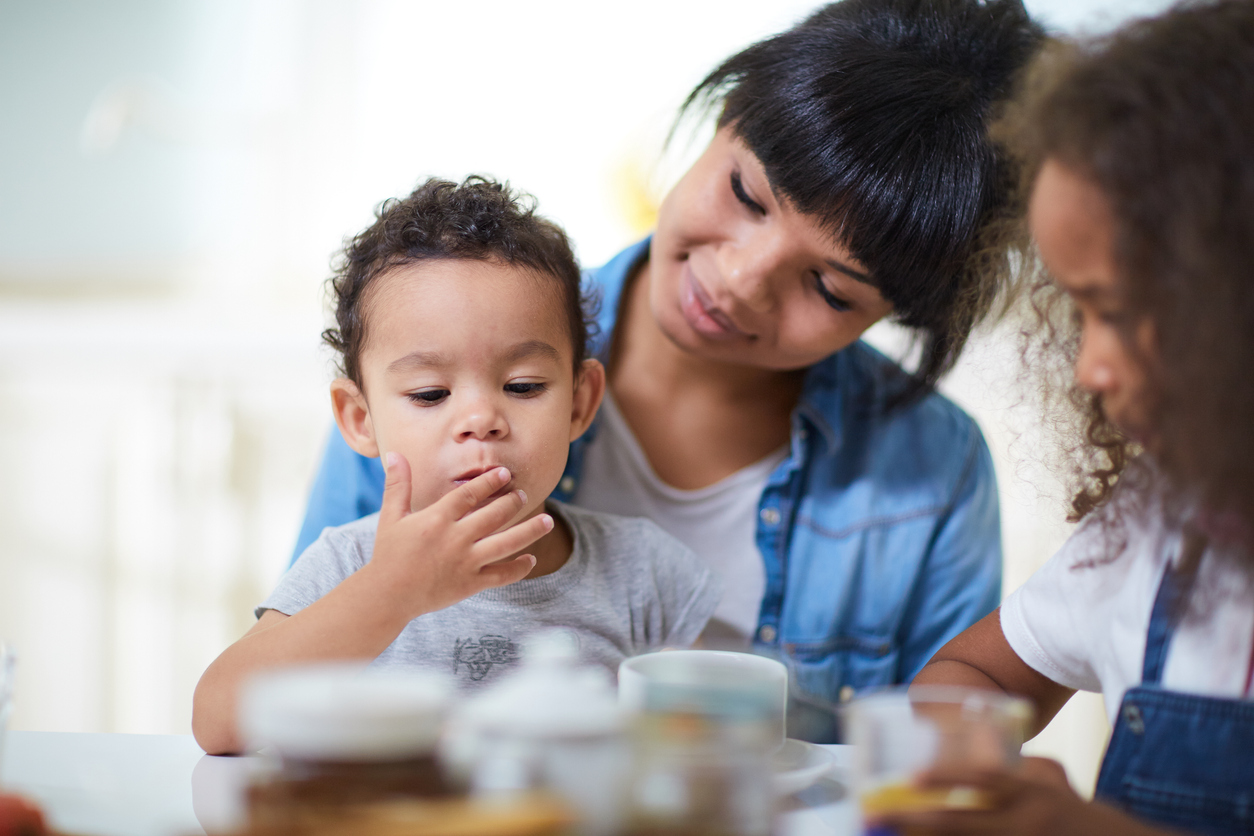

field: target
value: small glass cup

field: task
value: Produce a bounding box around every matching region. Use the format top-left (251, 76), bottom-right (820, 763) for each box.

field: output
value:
top-left (846, 686), bottom-right (1032, 820)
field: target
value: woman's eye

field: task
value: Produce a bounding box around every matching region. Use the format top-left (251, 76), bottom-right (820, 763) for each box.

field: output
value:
top-left (812, 272), bottom-right (852, 312)
top-left (505, 382), bottom-right (547, 397)
top-left (730, 172), bottom-right (766, 216)
top-left (407, 389), bottom-right (449, 405)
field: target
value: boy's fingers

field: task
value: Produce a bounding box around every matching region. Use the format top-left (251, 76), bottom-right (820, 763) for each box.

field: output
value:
top-left (440, 468), bottom-right (513, 520)
top-left (379, 452), bottom-right (413, 524)
top-left (477, 555), bottom-right (537, 589)
top-left (475, 514), bottom-right (554, 564)
top-left (460, 488), bottom-right (528, 537)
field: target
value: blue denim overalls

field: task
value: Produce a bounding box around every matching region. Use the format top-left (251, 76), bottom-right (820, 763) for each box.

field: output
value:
top-left (1094, 547), bottom-right (1254, 835)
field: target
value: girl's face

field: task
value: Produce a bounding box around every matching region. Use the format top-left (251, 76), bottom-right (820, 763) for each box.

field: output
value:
top-left (646, 127), bottom-right (893, 371)
top-left (1029, 159), bottom-right (1157, 443)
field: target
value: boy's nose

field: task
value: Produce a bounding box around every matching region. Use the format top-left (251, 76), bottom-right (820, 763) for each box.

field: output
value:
top-left (455, 395), bottom-right (508, 441)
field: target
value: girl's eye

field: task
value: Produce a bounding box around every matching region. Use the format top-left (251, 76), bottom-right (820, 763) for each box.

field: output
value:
top-left (812, 272), bottom-right (852, 312)
top-left (730, 171), bottom-right (766, 216)
top-left (407, 389), bottom-right (449, 405)
top-left (505, 382), bottom-right (547, 397)
top-left (1097, 308), bottom-right (1128, 327)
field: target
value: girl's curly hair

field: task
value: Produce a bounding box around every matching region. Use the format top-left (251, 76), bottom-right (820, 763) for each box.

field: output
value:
top-left (994, 0), bottom-right (1254, 541)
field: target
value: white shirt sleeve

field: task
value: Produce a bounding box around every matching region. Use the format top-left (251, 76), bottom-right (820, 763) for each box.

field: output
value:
top-left (1000, 503), bottom-right (1170, 698)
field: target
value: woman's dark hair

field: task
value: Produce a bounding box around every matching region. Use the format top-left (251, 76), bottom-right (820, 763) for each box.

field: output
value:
top-left (323, 176), bottom-right (595, 388)
top-left (996, 0), bottom-right (1254, 537)
top-left (683, 0), bottom-right (1046, 399)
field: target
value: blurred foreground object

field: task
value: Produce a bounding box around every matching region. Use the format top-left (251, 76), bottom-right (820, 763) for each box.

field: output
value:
top-left (619, 652), bottom-right (781, 836)
top-left (239, 665), bottom-right (458, 828)
top-left (0, 794), bottom-right (46, 836)
top-left (847, 686), bottom-right (1031, 819)
top-left (444, 631), bottom-right (626, 836)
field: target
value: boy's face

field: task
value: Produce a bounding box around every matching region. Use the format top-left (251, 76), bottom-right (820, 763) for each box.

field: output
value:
top-left (331, 258), bottom-right (603, 524)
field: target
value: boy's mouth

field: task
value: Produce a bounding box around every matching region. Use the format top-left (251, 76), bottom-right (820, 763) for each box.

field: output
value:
top-left (452, 467), bottom-right (515, 500)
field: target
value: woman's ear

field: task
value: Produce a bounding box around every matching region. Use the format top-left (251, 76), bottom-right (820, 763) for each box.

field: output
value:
top-left (330, 378), bottom-right (380, 458)
top-left (569, 358), bottom-right (606, 442)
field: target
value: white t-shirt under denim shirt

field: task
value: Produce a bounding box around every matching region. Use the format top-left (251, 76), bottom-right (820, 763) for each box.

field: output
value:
top-left (1000, 486), bottom-right (1254, 726)
top-left (574, 391), bottom-right (789, 645)
top-left (260, 501), bottom-right (721, 691)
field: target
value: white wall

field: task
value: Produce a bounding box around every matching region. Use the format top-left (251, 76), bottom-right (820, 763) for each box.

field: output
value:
top-left (0, 0), bottom-right (1177, 795)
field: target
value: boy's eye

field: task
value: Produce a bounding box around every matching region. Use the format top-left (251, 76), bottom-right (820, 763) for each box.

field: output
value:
top-left (407, 389), bottom-right (449, 405)
top-left (505, 382), bottom-right (547, 397)
top-left (730, 171), bottom-right (766, 216)
top-left (812, 272), bottom-right (852, 312)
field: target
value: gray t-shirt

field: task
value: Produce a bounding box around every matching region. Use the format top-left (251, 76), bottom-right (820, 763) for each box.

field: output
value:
top-left (259, 501), bottom-right (721, 690)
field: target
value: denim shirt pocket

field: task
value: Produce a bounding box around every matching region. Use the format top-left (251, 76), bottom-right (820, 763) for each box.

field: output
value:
top-left (775, 506), bottom-right (941, 703)
top-left (783, 631), bottom-right (899, 701)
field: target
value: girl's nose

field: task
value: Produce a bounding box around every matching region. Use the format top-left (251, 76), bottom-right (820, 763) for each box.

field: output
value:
top-left (1075, 330), bottom-right (1118, 394)
top-left (455, 393), bottom-right (509, 441)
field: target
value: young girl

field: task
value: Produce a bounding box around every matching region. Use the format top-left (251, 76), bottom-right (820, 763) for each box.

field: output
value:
top-left (296, 0), bottom-right (1045, 709)
top-left (901, 2), bottom-right (1254, 834)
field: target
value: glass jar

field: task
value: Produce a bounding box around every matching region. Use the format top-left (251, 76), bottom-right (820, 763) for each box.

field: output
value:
top-left (239, 663), bottom-right (456, 830)
top-left (622, 683), bottom-right (777, 836)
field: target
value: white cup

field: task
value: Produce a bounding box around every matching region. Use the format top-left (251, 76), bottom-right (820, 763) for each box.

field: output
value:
top-left (618, 650), bottom-right (789, 750)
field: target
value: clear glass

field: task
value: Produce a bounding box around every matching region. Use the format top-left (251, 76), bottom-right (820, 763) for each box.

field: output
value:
top-left (845, 685), bottom-right (1032, 817)
top-left (623, 713), bottom-right (775, 836)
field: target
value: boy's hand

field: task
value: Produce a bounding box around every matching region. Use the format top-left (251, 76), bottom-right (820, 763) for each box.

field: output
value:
top-left (365, 452), bottom-right (552, 619)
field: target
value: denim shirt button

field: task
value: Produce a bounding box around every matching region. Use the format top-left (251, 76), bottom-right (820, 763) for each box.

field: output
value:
top-left (758, 624), bottom-right (777, 643)
top-left (558, 476), bottom-right (576, 494)
top-left (759, 507), bottom-right (781, 526)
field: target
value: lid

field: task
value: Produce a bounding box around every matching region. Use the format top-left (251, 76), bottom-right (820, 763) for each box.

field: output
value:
top-left (240, 663), bottom-right (454, 761)
top-left (457, 630), bottom-right (624, 738)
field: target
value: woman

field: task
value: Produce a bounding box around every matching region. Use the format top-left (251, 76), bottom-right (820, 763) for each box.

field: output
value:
top-left (899, 2), bottom-right (1254, 833)
top-left (296, 0), bottom-right (1045, 710)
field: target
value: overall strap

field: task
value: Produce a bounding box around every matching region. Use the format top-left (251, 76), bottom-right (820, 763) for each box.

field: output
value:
top-left (1142, 530), bottom-right (1207, 685)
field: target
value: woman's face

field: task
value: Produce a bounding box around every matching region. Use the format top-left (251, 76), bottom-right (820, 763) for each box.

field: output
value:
top-left (647, 127), bottom-right (893, 371)
top-left (1029, 159), bottom-right (1157, 443)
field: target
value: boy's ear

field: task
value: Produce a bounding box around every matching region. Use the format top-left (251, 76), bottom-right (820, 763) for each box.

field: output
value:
top-left (330, 378), bottom-right (380, 458)
top-left (569, 358), bottom-right (606, 442)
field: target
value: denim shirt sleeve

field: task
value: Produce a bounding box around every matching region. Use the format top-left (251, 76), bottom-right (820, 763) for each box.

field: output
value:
top-left (893, 428), bottom-right (1002, 682)
top-left (291, 427), bottom-right (385, 563)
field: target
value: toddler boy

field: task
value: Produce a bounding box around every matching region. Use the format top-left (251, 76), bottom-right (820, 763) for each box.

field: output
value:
top-left (192, 176), bottom-right (719, 754)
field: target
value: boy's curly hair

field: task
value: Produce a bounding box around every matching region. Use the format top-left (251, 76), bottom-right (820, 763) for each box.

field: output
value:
top-left (323, 176), bottom-right (595, 388)
top-left (995, 0), bottom-right (1254, 540)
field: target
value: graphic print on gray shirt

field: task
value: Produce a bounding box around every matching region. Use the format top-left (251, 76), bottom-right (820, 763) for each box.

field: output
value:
top-left (258, 501), bottom-right (721, 690)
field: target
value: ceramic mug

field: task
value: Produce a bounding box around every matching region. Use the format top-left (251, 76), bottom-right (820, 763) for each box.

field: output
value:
top-left (618, 650), bottom-right (789, 750)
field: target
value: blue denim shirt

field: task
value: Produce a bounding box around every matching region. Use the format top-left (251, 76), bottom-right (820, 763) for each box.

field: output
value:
top-left (294, 238), bottom-right (1002, 702)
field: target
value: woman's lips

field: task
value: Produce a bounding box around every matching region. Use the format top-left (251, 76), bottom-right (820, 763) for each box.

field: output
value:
top-left (679, 265), bottom-right (751, 341)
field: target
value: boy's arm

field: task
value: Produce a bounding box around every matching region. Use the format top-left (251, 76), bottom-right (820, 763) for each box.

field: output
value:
top-left (912, 609), bottom-right (1075, 738)
top-left (192, 456), bottom-right (551, 755)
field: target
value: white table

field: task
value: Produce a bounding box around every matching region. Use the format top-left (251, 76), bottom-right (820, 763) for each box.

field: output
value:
top-left (0, 731), bottom-right (859, 836)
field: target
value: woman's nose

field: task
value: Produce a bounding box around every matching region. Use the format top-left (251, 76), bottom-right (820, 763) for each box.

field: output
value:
top-left (454, 393), bottom-right (508, 441)
top-left (717, 233), bottom-right (784, 312)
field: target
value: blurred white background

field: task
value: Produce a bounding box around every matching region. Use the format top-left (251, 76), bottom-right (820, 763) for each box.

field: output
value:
top-left (0, 0), bottom-right (1174, 795)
